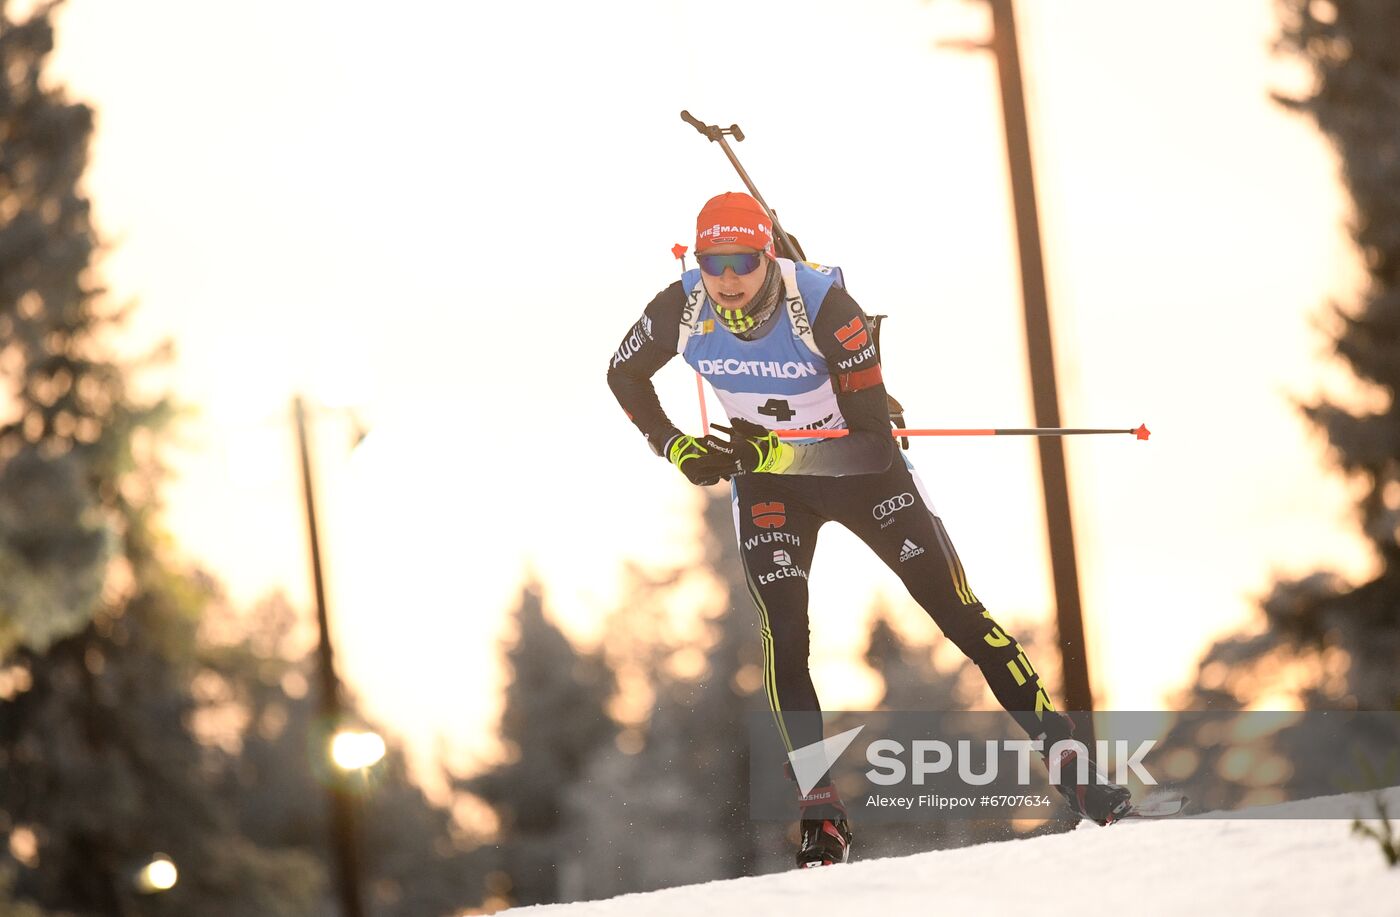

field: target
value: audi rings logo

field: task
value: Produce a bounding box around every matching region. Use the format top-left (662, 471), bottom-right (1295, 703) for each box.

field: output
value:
top-left (872, 493), bottom-right (914, 521)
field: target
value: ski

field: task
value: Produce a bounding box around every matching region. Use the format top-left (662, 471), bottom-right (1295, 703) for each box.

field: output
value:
top-left (1117, 794), bottom-right (1189, 821)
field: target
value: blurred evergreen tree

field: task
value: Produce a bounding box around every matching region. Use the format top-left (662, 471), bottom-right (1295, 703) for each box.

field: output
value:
top-left (0, 0), bottom-right (121, 658)
top-left (1176, 0), bottom-right (1400, 712)
top-left (559, 490), bottom-right (776, 898)
top-left (0, 4), bottom-right (482, 912)
top-left (0, 3), bottom-right (327, 913)
top-left (864, 604), bottom-right (971, 712)
top-left (460, 579), bottom-right (614, 907)
top-left (201, 592), bottom-right (497, 916)
top-left (662, 491), bottom-right (767, 875)
top-left (1137, 0), bottom-right (1400, 814)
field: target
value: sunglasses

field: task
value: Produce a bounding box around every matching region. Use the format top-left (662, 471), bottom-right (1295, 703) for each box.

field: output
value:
top-left (697, 251), bottom-right (765, 276)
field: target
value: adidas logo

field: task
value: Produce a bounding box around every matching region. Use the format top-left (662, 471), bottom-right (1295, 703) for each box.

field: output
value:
top-left (898, 539), bottom-right (925, 563)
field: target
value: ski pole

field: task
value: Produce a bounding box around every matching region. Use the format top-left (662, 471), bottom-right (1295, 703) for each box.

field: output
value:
top-left (673, 241), bottom-right (711, 434)
top-left (769, 425), bottom-right (1152, 440)
top-left (680, 110), bottom-right (803, 262)
top-left (695, 375), bottom-right (709, 434)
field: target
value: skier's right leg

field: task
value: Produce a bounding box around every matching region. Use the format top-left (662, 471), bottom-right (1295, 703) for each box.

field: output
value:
top-left (729, 476), bottom-right (826, 757)
top-left (731, 477), bottom-right (852, 864)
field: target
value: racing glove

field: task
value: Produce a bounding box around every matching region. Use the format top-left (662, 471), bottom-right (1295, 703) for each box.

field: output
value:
top-left (713, 419), bottom-right (795, 474)
top-left (666, 433), bottom-right (739, 486)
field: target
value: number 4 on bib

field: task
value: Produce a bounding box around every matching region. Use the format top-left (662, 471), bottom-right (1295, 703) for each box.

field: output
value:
top-left (757, 399), bottom-right (796, 423)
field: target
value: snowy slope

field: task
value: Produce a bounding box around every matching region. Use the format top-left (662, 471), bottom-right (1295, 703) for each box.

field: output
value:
top-left (506, 787), bottom-right (1400, 916)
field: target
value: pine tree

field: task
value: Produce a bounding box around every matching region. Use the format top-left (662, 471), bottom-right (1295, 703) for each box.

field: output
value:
top-left (1143, 0), bottom-right (1400, 813)
top-left (1181, 0), bottom-right (1400, 711)
top-left (668, 490), bottom-right (767, 874)
top-left (0, 0), bottom-right (119, 659)
top-left (864, 603), bottom-right (972, 712)
top-left (462, 580), bottom-right (615, 907)
top-left (557, 489), bottom-right (782, 896)
top-left (0, 5), bottom-right (318, 912)
top-left (202, 592), bottom-right (497, 916)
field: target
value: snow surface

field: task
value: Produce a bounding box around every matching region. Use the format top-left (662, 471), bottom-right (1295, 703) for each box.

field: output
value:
top-left (506, 787), bottom-right (1400, 916)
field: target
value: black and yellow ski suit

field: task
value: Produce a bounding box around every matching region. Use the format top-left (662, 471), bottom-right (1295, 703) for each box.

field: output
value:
top-left (608, 268), bottom-right (1067, 780)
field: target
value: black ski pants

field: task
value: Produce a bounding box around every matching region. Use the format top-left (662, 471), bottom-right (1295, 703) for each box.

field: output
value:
top-left (731, 454), bottom-right (1058, 756)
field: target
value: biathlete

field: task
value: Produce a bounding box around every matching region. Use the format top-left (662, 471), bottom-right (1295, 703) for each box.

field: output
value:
top-left (606, 191), bottom-right (1131, 868)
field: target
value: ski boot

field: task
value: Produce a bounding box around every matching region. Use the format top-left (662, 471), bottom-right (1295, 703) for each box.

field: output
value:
top-left (795, 785), bottom-right (852, 867)
top-left (1045, 742), bottom-right (1133, 825)
top-left (797, 814), bottom-right (852, 867)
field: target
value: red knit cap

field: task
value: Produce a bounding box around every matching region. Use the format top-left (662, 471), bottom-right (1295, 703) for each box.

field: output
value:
top-left (695, 191), bottom-right (774, 253)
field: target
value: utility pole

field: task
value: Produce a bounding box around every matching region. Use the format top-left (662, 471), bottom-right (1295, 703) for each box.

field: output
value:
top-left (984, 0), bottom-right (1097, 732)
top-left (293, 395), bottom-right (366, 917)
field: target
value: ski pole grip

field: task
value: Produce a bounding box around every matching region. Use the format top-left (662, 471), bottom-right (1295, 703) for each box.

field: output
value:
top-left (680, 110), bottom-right (710, 137)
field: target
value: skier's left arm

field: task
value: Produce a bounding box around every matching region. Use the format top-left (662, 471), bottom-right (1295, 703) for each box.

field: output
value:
top-left (769, 285), bottom-right (897, 476)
